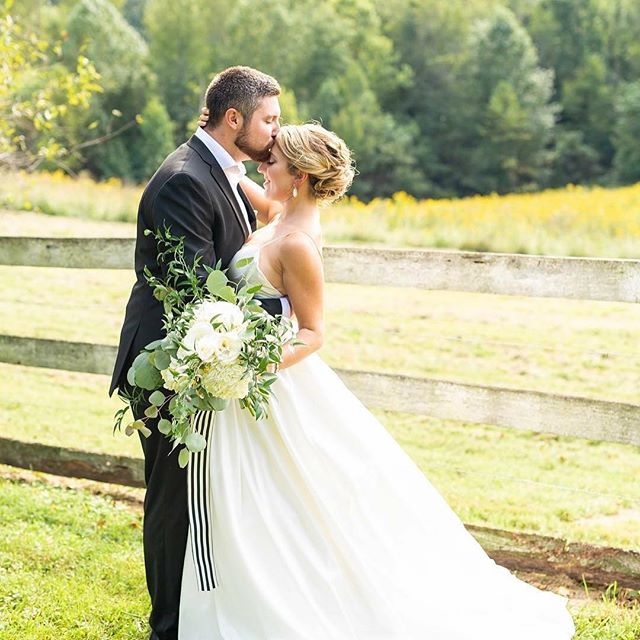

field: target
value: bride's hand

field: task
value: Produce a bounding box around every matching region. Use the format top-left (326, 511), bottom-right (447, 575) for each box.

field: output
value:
top-left (198, 107), bottom-right (209, 128)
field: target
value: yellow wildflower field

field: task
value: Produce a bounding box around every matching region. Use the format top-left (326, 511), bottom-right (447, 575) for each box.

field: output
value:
top-left (1, 170), bottom-right (639, 258)
top-left (323, 186), bottom-right (640, 258)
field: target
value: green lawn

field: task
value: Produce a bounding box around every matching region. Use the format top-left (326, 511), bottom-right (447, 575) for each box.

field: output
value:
top-left (0, 477), bottom-right (148, 639)
top-left (1, 209), bottom-right (639, 636)
top-left (1, 476), bottom-right (638, 639)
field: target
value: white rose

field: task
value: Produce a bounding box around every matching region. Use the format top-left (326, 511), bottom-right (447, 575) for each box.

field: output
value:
top-left (215, 331), bottom-right (244, 363)
top-left (192, 300), bottom-right (220, 324)
top-left (203, 301), bottom-right (245, 329)
top-left (180, 321), bottom-right (214, 358)
top-left (194, 333), bottom-right (221, 363)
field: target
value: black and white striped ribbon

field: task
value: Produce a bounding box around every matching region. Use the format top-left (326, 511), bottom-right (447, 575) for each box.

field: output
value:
top-left (186, 410), bottom-right (219, 591)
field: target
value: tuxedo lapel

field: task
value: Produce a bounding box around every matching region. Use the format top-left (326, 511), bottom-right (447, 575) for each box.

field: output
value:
top-left (238, 185), bottom-right (257, 232)
top-left (186, 135), bottom-right (250, 238)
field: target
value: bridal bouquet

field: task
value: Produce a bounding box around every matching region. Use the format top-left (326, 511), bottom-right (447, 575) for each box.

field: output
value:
top-left (114, 226), bottom-right (297, 468)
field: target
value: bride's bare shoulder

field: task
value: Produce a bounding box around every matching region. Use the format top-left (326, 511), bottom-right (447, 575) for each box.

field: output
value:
top-left (279, 229), bottom-right (323, 263)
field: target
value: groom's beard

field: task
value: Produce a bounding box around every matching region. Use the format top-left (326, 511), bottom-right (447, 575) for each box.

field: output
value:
top-left (235, 126), bottom-right (272, 163)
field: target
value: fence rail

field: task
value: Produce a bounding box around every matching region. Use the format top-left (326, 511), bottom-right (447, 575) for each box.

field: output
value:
top-left (1, 236), bottom-right (639, 301)
top-left (2, 334), bottom-right (639, 446)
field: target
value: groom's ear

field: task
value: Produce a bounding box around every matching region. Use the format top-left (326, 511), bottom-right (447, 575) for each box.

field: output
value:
top-left (224, 108), bottom-right (243, 131)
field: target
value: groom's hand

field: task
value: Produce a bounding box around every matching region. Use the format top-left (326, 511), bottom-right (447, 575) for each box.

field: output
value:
top-left (198, 107), bottom-right (209, 129)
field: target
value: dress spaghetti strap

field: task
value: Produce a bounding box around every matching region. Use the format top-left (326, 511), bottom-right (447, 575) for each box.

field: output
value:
top-left (258, 229), bottom-right (323, 261)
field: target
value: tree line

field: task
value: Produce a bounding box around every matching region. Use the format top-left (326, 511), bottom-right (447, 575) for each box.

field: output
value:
top-left (5, 0), bottom-right (640, 200)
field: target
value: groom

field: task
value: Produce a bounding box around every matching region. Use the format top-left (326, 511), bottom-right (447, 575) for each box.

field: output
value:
top-left (109, 66), bottom-right (288, 640)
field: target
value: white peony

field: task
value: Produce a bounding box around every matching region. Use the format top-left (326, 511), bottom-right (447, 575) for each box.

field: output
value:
top-left (193, 300), bottom-right (244, 329)
top-left (178, 321), bottom-right (214, 358)
top-left (194, 333), bottom-right (221, 363)
top-left (215, 331), bottom-right (244, 363)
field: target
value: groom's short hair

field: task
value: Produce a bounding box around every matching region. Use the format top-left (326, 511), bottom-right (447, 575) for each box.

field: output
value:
top-left (205, 66), bottom-right (280, 127)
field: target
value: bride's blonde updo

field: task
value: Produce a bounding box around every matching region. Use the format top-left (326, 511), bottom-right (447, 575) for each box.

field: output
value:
top-left (275, 124), bottom-right (355, 204)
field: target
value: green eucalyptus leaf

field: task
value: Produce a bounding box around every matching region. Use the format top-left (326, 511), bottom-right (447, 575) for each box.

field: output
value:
top-left (144, 405), bottom-right (159, 418)
top-left (149, 390), bottom-right (165, 406)
top-left (126, 366), bottom-right (136, 387)
top-left (185, 431), bottom-right (207, 452)
top-left (209, 396), bottom-right (230, 411)
top-left (234, 256), bottom-right (254, 268)
top-left (153, 286), bottom-right (168, 301)
top-left (144, 339), bottom-right (163, 351)
top-left (135, 361), bottom-right (163, 390)
top-left (216, 285), bottom-right (237, 303)
top-left (247, 302), bottom-right (263, 313)
top-left (139, 426), bottom-right (152, 438)
top-left (191, 395), bottom-right (210, 411)
top-left (131, 351), bottom-right (150, 370)
top-left (206, 270), bottom-right (228, 295)
top-left (158, 418), bottom-right (172, 434)
top-left (178, 448), bottom-right (190, 468)
top-left (247, 284), bottom-right (263, 294)
top-left (153, 350), bottom-right (171, 370)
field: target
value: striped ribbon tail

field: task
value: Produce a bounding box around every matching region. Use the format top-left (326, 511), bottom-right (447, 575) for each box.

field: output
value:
top-left (186, 410), bottom-right (219, 591)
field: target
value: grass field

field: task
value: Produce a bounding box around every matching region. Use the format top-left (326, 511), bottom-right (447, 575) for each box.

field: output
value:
top-left (1, 475), bottom-right (639, 639)
top-left (1, 181), bottom-right (639, 637)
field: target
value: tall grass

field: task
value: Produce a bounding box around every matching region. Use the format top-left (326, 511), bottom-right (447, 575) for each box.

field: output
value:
top-left (0, 170), bottom-right (141, 223)
top-left (2, 170), bottom-right (640, 257)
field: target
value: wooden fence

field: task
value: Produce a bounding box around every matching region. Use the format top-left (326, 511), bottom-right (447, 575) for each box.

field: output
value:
top-left (1, 236), bottom-right (639, 588)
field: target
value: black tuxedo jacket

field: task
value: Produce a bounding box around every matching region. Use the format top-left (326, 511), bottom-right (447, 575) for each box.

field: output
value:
top-left (109, 134), bottom-right (281, 396)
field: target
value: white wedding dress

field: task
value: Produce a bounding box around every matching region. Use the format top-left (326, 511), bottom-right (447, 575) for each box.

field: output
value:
top-left (178, 242), bottom-right (575, 640)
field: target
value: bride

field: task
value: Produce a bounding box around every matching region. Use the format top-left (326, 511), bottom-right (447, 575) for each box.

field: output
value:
top-left (177, 123), bottom-right (575, 639)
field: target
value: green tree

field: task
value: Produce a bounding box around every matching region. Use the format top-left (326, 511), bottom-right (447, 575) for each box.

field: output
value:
top-left (463, 6), bottom-right (557, 193)
top-left (0, 2), bottom-right (102, 170)
top-left (549, 130), bottom-right (602, 187)
top-left (612, 81), bottom-right (640, 183)
top-left (327, 64), bottom-right (423, 199)
top-left (221, 0), bottom-right (416, 198)
top-left (561, 53), bottom-right (615, 167)
top-left (130, 96), bottom-right (175, 181)
top-left (373, 0), bottom-right (497, 196)
top-left (528, 0), bottom-right (606, 93)
top-left (64, 0), bottom-right (158, 179)
top-left (144, 0), bottom-right (226, 141)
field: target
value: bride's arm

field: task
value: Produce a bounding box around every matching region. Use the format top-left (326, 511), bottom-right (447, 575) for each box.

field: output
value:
top-left (277, 233), bottom-right (324, 370)
top-left (240, 176), bottom-right (283, 225)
